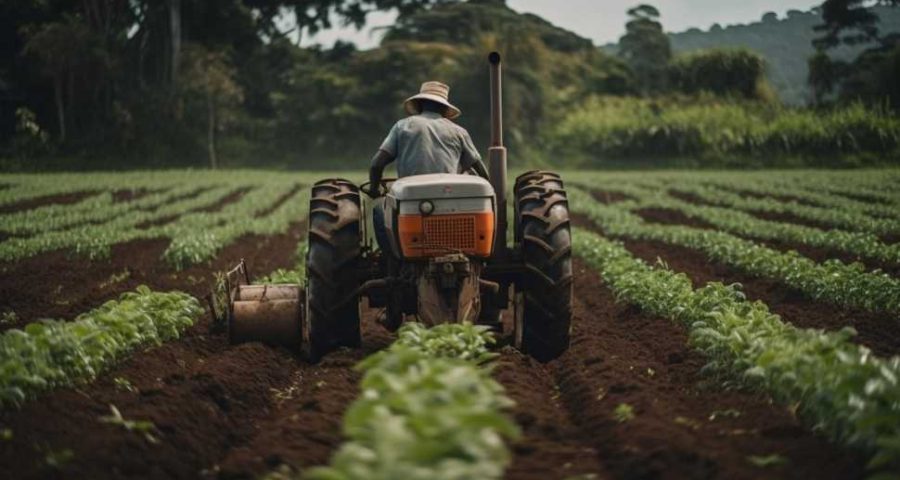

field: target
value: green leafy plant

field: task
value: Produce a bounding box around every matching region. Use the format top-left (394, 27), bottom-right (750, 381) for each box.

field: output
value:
top-left (0, 286), bottom-right (202, 408)
top-left (99, 404), bottom-right (159, 444)
top-left (747, 454), bottom-right (788, 468)
top-left (0, 312), bottom-right (17, 326)
top-left (574, 228), bottom-right (900, 475)
top-left (304, 323), bottom-right (518, 480)
top-left (568, 186), bottom-right (900, 315)
top-left (613, 403), bottom-right (636, 423)
top-left (42, 447), bottom-right (74, 469)
top-left (113, 377), bottom-right (135, 392)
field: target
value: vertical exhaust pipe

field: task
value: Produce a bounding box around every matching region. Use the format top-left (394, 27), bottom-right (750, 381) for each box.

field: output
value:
top-left (487, 51), bottom-right (508, 257)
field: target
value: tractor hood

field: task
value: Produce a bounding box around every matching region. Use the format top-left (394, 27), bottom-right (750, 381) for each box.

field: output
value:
top-left (389, 174), bottom-right (494, 201)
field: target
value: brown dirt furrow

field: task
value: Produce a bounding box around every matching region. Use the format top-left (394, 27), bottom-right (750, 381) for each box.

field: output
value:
top-left (727, 188), bottom-right (819, 207)
top-left (135, 186), bottom-right (217, 213)
top-left (825, 189), bottom-right (896, 206)
top-left (496, 348), bottom-right (609, 480)
top-left (624, 237), bottom-right (900, 357)
top-left (551, 258), bottom-right (866, 480)
top-left (668, 189), bottom-right (898, 244)
top-left (590, 190), bottom-right (635, 205)
top-left (256, 184), bottom-right (303, 218)
top-left (113, 188), bottom-right (157, 203)
top-left (135, 187), bottom-right (252, 229)
top-left (0, 222), bottom-right (304, 329)
top-left (633, 207), bottom-right (716, 230)
top-left (629, 207), bottom-right (899, 277)
top-left (0, 224), bottom-right (313, 479)
top-left (197, 187), bottom-right (253, 214)
top-left (591, 191), bottom-right (894, 274)
top-left (0, 190), bottom-right (100, 214)
top-left (214, 306), bottom-right (391, 478)
top-left (571, 216), bottom-right (900, 357)
top-left (667, 190), bottom-right (838, 231)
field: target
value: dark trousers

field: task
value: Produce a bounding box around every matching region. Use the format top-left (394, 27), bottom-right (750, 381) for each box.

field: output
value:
top-left (372, 199), bottom-right (390, 252)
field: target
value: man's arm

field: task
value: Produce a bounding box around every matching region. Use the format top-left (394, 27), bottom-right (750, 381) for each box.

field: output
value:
top-left (368, 123), bottom-right (399, 197)
top-left (469, 158), bottom-right (489, 179)
top-left (368, 149), bottom-right (395, 197)
top-left (459, 129), bottom-right (489, 180)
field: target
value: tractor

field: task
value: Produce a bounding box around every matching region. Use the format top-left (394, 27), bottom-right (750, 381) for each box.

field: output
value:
top-left (220, 52), bottom-right (573, 362)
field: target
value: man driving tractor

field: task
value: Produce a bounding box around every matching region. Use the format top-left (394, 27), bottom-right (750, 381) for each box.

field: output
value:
top-left (365, 81), bottom-right (490, 250)
top-left (224, 53), bottom-right (573, 362)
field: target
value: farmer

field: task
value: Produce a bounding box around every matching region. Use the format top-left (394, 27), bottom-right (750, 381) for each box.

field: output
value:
top-left (365, 81), bottom-right (489, 250)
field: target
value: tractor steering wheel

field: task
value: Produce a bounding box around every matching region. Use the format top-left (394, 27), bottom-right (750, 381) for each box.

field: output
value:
top-left (360, 178), bottom-right (396, 199)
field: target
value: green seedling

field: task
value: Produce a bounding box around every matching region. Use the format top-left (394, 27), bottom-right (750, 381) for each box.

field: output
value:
top-left (747, 454), bottom-right (788, 468)
top-left (709, 409), bottom-right (741, 421)
top-left (613, 403), bottom-right (635, 423)
top-left (99, 404), bottom-right (159, 444)
top-left (42, 447), bottom-right (74, 469)
top-left (0, 311), bottom-right (17, 325)
top-left (113, 377), bottom-right (135, 392)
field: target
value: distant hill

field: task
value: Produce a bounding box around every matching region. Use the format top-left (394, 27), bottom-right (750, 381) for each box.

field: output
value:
top-left (603, 7), bottom-right (900, 105)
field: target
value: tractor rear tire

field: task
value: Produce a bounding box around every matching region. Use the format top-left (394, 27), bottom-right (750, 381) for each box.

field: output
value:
top-left (514, 170), bottom-right (573, 362)
top-left (305, 179), bottom-right (362, 362)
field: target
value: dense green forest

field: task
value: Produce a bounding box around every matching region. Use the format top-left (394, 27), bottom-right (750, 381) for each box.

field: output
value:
top-left (1, 0), bottom-right (899, 170)
top-left (668, 7), bottom-right (900, 105)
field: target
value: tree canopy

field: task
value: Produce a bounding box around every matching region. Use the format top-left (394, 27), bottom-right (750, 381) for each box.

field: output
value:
top-left (617, 4), bottom-right (671, 93)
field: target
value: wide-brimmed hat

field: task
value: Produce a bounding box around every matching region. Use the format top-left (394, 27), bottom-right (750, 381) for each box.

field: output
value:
top-left (404, 81), bottom-right (461, 119)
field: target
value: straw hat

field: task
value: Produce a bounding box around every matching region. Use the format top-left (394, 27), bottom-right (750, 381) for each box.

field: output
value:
top-left (404, 81), bottom-right (461, 119)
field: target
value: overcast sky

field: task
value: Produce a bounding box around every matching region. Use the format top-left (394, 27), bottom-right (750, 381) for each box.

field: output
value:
top-left (298, 0), bottom-right (821, 48)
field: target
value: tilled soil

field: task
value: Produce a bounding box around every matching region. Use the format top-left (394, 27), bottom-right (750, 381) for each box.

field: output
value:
top-left (634, 204), bottom-right (898, 276)
top-left (539, 261), bottom-right (865, 480)
top-left (668, 189), bottom-right (899, 245)
top-left (0, 224), bottom-right (312, 478)
top-left (0, 222), bottom-right (305, 330)
top-left (573, 213), bottom-right (900, 358)
top-left (0, 190), bottom-right (99, 214)
top-left (0, 223), bottom-right (878, 479)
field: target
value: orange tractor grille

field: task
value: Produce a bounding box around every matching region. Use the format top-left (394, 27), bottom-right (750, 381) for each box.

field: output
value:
top-left (424, 215), bottom-right (476, 250)
top-left (397, 212), bottom-right (494, 258)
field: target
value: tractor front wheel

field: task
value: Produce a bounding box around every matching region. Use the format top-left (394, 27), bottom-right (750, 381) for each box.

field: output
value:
top-left (514, 170), bottom-right (573, 362)
top-left (305, 179), bottom-right (362, 361)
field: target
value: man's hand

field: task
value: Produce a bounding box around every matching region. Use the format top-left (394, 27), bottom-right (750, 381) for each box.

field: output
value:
top-left (362, 183), bottom-right (381, 198)
top-left (367, 149), bottom-right (394, 198)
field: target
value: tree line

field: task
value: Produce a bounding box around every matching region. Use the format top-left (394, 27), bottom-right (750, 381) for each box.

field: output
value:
top-left (1, 0), bottom-right (897, 170)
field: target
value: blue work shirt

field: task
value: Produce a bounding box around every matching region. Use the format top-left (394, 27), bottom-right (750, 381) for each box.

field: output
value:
top-left (379, 111), bottom-right (482, 177)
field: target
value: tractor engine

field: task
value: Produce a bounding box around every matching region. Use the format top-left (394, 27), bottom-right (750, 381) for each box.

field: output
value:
top-left (382, 174), bottom-right (497, 325)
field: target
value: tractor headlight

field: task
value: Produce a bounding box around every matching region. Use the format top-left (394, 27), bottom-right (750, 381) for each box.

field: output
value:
top-left (419, 200), bottom-right (435, 215)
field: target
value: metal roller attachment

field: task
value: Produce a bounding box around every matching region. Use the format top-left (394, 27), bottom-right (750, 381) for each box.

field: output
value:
top-left (228, 284), bottom-right (304, 347)
top-left (237, 284), bottom-right (302, 302)
top-left (229, 296), bottom-right (303, 346)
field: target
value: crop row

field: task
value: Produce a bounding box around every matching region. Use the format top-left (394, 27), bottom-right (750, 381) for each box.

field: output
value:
top-left (162, 186), bottom-right (309, 269)
top-left (259, 239), bottom-right (307, 284)
top-left (0, 182), bottom-right (308, 269)
top-left (0, 184), bottom-right (202, 235)
top-left (761, 172), bottom-right (900, 205)
top-left (0, 286), bottom-right (202, 408)
top-left (0, 184), bottom-right (244, 261)
top-left (697, 176), bottom-right (900, 220)
top-left (0, 171), bottom-right (209, 207)
top-left (568, 186), bottom-right (900, 315)
top-left (567, 180), bottom-right (900, 269)
top-left (573, 229), bottom-right (900, 476)
top-left (302, 323), bottom-right (518, 480)
top-left (565, 169), bottom-right (900, 207)
top-left (0, 171), bottom-right (325, 208)
top-left (671, 183), bottom-right (900, 237)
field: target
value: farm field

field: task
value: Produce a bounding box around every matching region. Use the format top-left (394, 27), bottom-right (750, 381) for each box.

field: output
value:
top-left (1, 169), bottom-right (899, 479)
